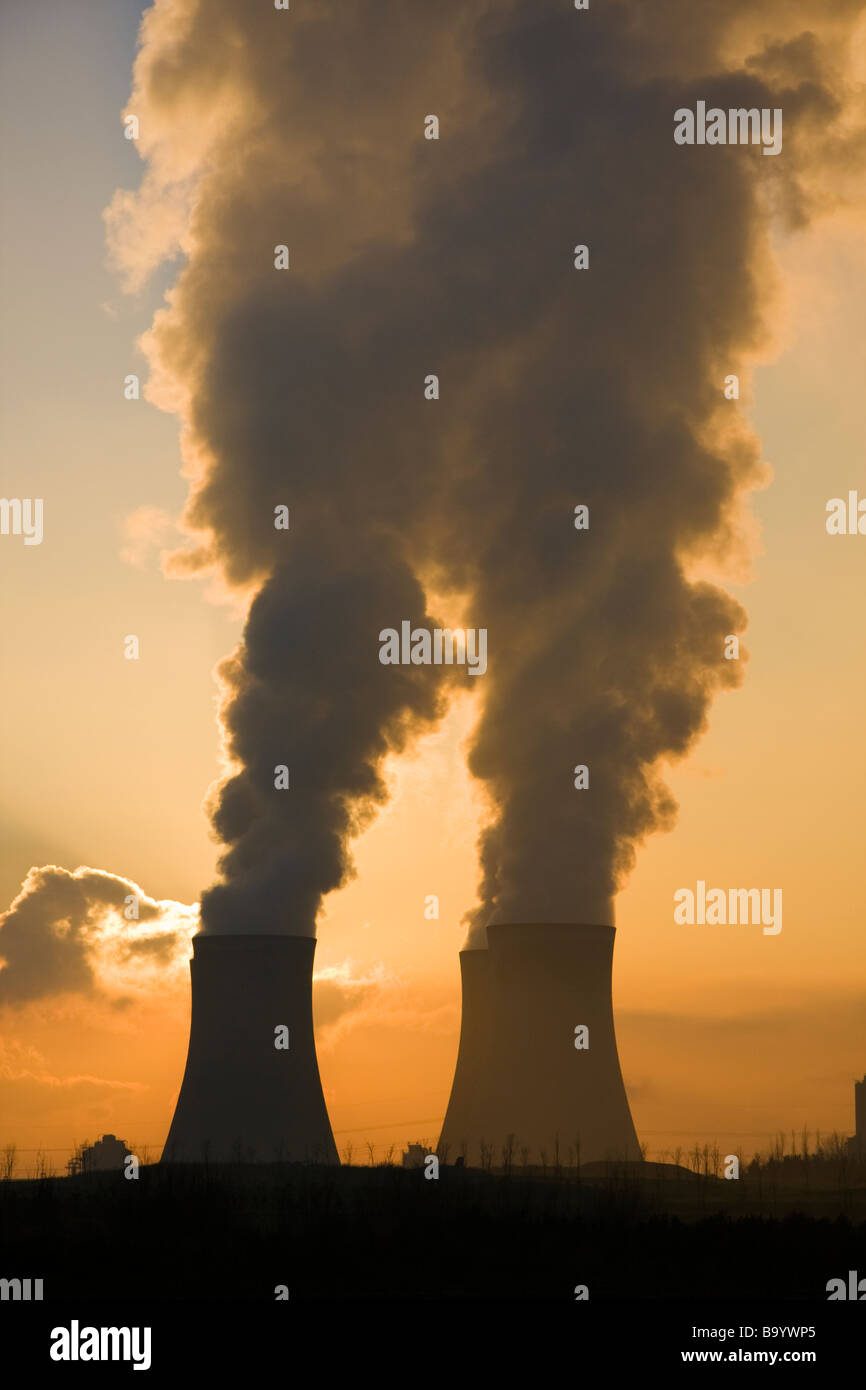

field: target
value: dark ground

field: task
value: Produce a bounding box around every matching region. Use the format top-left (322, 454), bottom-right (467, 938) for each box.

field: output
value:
top-left (1, 1158), bottom-right (864, 1301)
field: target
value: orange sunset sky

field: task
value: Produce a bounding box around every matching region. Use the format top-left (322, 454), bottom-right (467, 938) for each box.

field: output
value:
top-left (1, 1), bottom-right (864, 1175)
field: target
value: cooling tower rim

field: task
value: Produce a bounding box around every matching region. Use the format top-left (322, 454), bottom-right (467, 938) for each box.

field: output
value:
top-left (191, 932), bottom-right (317, 953)
top-left (485, 922), bottom-right (616, 948)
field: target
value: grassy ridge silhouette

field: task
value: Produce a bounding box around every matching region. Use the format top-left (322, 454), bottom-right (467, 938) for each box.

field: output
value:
top-left (1, 1151), bottom-right (864, 1300)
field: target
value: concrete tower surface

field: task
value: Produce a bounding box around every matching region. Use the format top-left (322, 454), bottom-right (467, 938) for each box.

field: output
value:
top-left (438, 923), bottom-right (640, 1165)
top-left (162, 933), bottom-right (338, 1165)
top-left (437, 948), bottom-right (492, 1162)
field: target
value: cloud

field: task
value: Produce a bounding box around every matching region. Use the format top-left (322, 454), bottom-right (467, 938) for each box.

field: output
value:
top-left (616, 991), bottom-right (866, 1140)
top-left (0, 865), bottom-right (197, 1006)
top-left (312, 958), bottom-right (393, 1036)
top-left (0, 1037), bottom-right (147, 1094)
top-left (118, 504), bottom-right (180, 569)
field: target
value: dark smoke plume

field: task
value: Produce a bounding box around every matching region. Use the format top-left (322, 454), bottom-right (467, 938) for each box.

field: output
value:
top-left (107, 0), bottom-right (865, 940)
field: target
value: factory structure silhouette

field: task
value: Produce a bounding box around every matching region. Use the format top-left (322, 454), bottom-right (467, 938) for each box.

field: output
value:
top-left (162, 921), bottom-right (640, 1167)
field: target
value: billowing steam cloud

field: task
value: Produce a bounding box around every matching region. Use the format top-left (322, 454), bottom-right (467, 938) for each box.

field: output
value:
top-left (107, 1), bottom-right (866, 942)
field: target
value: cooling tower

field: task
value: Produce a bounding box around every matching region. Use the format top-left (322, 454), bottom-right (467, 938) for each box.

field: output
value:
top-left (438, 923), bottom-right (640, 1165)
top-left (437, 948), bottom-right (491, 1164)
top-left (162, 933), bottom-right (339, 1165)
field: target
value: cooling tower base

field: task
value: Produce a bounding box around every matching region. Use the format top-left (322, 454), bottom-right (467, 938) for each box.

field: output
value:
top-left (162, 934), bottom-right (338, 1166)
top-left (439, 923), bottom-right (640, 1166)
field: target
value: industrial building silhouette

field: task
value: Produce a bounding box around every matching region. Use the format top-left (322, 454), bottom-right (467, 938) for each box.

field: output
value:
top-left (67, 1133), bottom-right (132, 1176)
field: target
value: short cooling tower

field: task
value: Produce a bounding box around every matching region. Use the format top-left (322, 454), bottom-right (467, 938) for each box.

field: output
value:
top-left (438, 923), bottom-right (640, 1165)
top-left (162, 933), bottom-right (338, 1165)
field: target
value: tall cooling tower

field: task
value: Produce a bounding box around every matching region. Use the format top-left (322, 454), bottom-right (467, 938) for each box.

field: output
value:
top-left (437, 948), bottom-right (491, 1163)
top-left (162, 934), bottom-right (339, 1165)
top-left (439, 923), bottom-right (639, 1165)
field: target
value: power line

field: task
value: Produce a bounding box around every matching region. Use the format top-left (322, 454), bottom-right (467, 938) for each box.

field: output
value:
top-left (333, 1117), bottom-right (442, 1135)
top-left (5, 1125), bottom-right (827, 1153)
